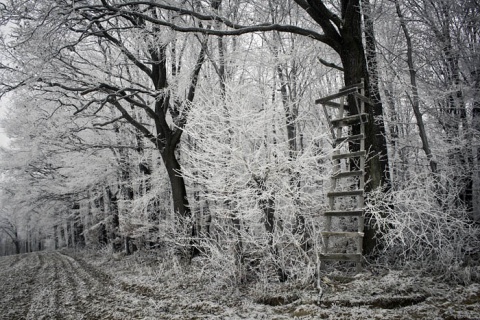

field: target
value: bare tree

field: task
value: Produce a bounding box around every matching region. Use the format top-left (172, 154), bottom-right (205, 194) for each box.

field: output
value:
top-left (0, 2), bottom-right (215, 255)
top-left (394, 0), bottom-right (437, 174)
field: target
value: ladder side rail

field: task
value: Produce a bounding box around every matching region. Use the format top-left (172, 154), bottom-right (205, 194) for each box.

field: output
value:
top-left (317, 82), bottom-right (370, 272)
top-left (357, 79), bottom-right (367, 271)
top-left (325, 96), bottom-right (346, 256)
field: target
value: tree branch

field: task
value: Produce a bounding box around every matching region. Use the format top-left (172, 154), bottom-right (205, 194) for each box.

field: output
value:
top-left (90, 1), bottom-right (331, 44)
top-left (86, 15), bottom-right (153, 78)
top-left (110, 99), bottom-right (159, 147)
top-left (93, 116), bottom-right (124, 127)
top-left (317, 57), bottom-right (344, 71)
top-left (294, 0), bottom-right (343, 51)
top-left (171, 35), bottom-right (208, 147)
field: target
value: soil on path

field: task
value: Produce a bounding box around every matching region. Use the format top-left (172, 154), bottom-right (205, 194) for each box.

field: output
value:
top-left (1, 251), bottom-right (479, 319)
top-left (0, 251), bottom-right (165, 320)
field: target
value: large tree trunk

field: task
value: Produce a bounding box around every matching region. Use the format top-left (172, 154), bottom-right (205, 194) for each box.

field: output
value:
top-left (338, 1), bottom-right (390, 255)
top-left (106, 185), bottom-right (122, 252)
top-left (94, 192), bottom-right (108, 246)
top-left (161, 147), bottom-right (190, 218)
top-left (53, 225), bottom-right (58, 250)
top-left (71, 201), bottom-right (85, 248)
top-left (161, 145), bottom-right (198, 257)
top-left (13, 239), bottom-right (20, 255)
top-left (339, 9), bottom-right (389, 191)
top-left (295, 0), bottom-right (391, 254)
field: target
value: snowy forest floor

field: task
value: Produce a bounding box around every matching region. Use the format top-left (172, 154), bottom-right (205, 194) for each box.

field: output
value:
top-left (0, 250), bottom-right (479, 320)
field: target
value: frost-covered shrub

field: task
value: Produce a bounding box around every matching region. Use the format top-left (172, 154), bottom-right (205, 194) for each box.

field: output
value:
top-left (367, 172), bottom-right (480, 283)
top-left (180, 84), bottom-right (332, 284)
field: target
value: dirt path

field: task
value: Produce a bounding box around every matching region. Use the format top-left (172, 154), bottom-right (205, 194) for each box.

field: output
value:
top-left (1, 251), bottom-right (479, 319)
top-left (0, 251), bottom-right (166, 320)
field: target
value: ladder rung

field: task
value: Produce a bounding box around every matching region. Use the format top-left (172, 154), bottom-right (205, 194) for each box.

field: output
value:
top-left (331, 113), bottom-right (369, 127)
top-left (332, 170), bottom-right (363, 179)
top-left (332, 151), bottom-right (366, 160)
top-left (327, 190), bottom-right (364, 197)
top-left (321, 232), bottom-right (364, 238)
top-left (315, 87), bottom-right (358, 104)
top-left (324, 210), bottom-right (364, 217)
top-left (340, 82), bottom-right (363, 92)
top-left (335, 134), bottom-right (365, 144)
top-left (320, 101), bottom-right (349, 108)
top-left (320, 253), bottom-right (362, 262)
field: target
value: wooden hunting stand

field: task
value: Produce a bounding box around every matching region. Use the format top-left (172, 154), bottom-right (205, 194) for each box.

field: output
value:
top-left (316, 80), bottom-right (370, 272)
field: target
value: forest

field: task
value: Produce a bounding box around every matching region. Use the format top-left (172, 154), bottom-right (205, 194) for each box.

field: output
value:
top-left (0, 0), bottom-right (479, 288)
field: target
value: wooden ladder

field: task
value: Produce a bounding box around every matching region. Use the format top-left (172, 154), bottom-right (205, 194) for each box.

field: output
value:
top-left (315, 80), bottom-right (370, 272)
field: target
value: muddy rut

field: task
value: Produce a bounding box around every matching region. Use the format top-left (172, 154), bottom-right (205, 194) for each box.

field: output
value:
top-left (1, 251), bottom-right (479, 320)
top-left (0, 252), bottom-right (164, 320)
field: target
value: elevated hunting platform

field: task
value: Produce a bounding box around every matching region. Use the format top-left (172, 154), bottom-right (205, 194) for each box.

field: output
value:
top-left (316, 80), bottom-right (369, 272)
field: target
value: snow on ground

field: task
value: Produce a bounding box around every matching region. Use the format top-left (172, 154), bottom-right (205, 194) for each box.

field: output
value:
top-left (0, 250), bottom-right (479, 319)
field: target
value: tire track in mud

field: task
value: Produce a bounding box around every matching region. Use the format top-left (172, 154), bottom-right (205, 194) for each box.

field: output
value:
top-left (59, 252), bottom-right (109, 319)
top-left (6, 254), bottom-right (21, 268)
top-left (26, 252), bottom-right (60, 320)
top-left (56, 252), bottom-right (149, 319)
top-left (61, 253), bottom-right (227, 319)
top-left (47, 252), bottom-right (81, 320)
top-left (1, 251), bottom-right (205, 319)
top-left (0, 253), bottom-right (43, 320)
top-left (0, 253), bottom-right (16, 270)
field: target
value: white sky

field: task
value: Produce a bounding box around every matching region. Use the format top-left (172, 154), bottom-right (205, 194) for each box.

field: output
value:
top-left (0, 84), bottom-right (12, 149)
top-left (0, 130), bottom-right (9, 148)
top-left (0, 98), bottom-right (10, 148)
top-left (0, 23), bottom-right (12, 149)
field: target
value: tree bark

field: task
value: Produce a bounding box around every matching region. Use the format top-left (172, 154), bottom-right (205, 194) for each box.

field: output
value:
top-left (53, 225), bottom-right (58, 250)
top-left (106, 185), bottom-right (122, 252)
top-left (161, 147), bottom-right (190, 218)
top-left (338, 0), bottom-right (390, 254)
top-left (73, 208), bottom-right (85, 248)
top-left (14, 238), bottom-right (20, 254)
